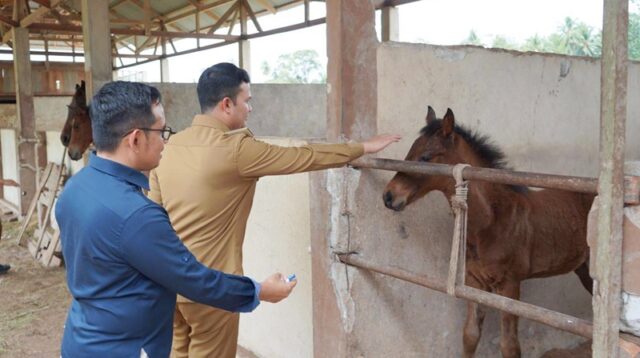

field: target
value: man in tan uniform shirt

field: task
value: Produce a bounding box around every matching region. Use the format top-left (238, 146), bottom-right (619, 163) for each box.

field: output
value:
top-left (149, 63), bottom-right (400, 358)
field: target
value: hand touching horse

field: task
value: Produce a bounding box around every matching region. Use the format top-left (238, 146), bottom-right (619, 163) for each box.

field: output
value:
top-left (383, 107), bottom-right (593, 358)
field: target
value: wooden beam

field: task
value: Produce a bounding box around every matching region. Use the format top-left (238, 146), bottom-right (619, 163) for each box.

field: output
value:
top-left (186, 0), bottom-right (202, 8)
top-left (254, 0), bottom-right (276, 14)
top-left (208, 1), bottom-right (238, 34)
top-left (143, 0), bottom-right (151, 36)
top-left (0, 14), bottom-right (18, 27)
top-left (13, 0), bottom-right (28, 21)
top-left (22, 23), bottom-right (238, 40)
top-left (593, 0), bottom-right (628, 356)
top-left (227, 7), bottom-right (238, 35)
top-left (31, 0), bottom-right (50, 7)
top-left (20, 0), bottom-right (63, 28)
top-left (242, 0), bottom-right (262, 32)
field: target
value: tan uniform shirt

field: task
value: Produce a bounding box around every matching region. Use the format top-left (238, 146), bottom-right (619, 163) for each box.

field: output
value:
top-left (149, 114), bottom-right (364, 302)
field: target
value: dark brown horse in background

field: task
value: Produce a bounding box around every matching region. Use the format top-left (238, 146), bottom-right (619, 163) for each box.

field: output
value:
top-left (60, 81), bottom-right (92, 160)
top-left (383, 107), bottom-right (593, 358)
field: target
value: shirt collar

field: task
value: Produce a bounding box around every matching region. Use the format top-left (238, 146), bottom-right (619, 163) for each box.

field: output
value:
top-left (88, 152), bottom-right (150, 191)
top-left (191, 114), bottom-right (231, 132)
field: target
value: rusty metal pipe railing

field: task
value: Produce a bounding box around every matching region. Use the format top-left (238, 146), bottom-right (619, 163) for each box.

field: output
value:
top-left (350, 158), bottom-right (640, 204)
top-left (338, 253), bottom-right (594, 338)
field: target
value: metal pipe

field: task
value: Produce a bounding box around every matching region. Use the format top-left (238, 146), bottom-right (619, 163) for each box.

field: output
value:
top-left (337, 253), bottom-right (594, 338)
top-left (351, 158), bottom-right (640, 204)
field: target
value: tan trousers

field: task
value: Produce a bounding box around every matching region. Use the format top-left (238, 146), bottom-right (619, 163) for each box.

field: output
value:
top-left (171, 302), bottom-right (239, 358)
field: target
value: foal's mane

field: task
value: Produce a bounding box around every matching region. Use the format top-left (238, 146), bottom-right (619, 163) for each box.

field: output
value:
top-left (420, 119), bottom-right (528, 193)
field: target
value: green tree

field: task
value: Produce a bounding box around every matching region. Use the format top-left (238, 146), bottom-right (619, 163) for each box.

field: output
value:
top-left (261, 50), bottom-right (326, 84)
top-left (463, 30), bottom-right (483, 46)
top-left (629, 9), bottom-right (640, 60)
top-left (491, 35), bottom-right (518, 50)
top-left (521, 34), bottom-right (547, 52)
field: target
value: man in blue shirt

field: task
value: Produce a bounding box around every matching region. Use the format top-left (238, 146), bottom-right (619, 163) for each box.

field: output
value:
top-left (55, 81), bottom-right (296, 358)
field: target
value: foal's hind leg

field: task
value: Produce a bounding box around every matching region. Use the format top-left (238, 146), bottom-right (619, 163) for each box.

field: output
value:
top-left (463, 274), bottom-right (487, 358)
top-left (574, 260), bottom-right (593, 294)
top-left (497, 281), bottom-right (521, 358)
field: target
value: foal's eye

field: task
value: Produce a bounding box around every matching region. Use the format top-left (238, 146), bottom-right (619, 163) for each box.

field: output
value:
top-left (419, 154), bottom-right (432, 162)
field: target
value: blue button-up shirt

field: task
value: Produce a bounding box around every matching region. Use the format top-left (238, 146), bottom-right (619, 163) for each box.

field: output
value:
top-left (56, 153), bottom-right (260, 357)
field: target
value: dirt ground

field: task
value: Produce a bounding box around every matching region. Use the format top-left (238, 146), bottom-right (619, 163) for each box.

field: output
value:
top-left (0, 220), bottom-right (69, 357)
top-left (0, 217), bottom-right (593, 358)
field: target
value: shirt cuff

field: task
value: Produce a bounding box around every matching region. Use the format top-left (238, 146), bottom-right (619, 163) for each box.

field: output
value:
top-left (347, 143), bottom-right (365, 158)
top-left (251, 279), bottom-right (262, 308)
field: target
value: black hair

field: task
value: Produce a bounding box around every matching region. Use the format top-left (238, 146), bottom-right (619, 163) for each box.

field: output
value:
top-left (197, 62), bottom-right (250, 113)
top-left (90, 81), bottom-right (162, 152)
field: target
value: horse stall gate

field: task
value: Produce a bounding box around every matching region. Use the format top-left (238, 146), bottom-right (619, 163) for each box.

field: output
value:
top-left (306, 42), bottom-right (640, 357)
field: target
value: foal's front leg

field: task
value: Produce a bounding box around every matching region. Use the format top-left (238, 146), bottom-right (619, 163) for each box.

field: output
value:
top-left (463, 274), bottom-right (487, 358)
top-left (496, 280), bottom-right (521, 358)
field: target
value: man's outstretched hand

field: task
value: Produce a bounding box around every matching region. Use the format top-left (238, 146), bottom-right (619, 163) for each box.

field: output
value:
top-left (362, 134), bottom-right (402, 154)
top-left (259, 273), bottom-right (297, 303)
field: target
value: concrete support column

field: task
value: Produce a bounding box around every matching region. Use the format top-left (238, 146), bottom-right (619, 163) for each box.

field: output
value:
top-left (12, 27), bottom-right (37, 215)
top-left (310, 1), bottom-right (378, 357)
top-left (81, 0), bottom-right (112, 96)
top-left (381, 6), bottom-right (399, 42)
top-left (239, 4), bottom-right (251, 72)
top-left (326, 0), bottom-right (378, 141)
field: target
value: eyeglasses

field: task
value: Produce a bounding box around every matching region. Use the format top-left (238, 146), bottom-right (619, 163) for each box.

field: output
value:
top-left (122, 126), bottom-right (176, 141)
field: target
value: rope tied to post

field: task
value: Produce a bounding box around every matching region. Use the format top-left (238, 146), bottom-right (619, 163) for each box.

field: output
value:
top-left (447, 164), bottom-right (471, 296)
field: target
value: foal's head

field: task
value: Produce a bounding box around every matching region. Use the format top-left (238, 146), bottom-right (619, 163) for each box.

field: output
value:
top-left (383, 106), bottom-right (507, 211)
top-left (61, 81), bottom-right (92, 161)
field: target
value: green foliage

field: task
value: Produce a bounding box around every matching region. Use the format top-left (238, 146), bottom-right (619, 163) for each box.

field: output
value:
top-left (463, 30), bottom-right (482, 46)
top-left (491, 35), bottom-right (518, 50)
top-left (630, 11), bottom-right (640, 60)
top-left (261, 49), bottom-right (326, 84)
top-left (462, 3), bottom-right (640, 61)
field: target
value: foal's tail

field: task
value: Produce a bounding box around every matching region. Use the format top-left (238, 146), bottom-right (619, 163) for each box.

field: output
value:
top-left (574, 259), bottom-right (593, 295)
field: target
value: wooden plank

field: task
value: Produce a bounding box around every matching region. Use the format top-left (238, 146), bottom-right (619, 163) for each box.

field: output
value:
top-left (592, 0), bottom-right (629, 356)
top-left (16, 163), bottom-right (52, 246)
top-left (31, 164), bottom-right (63, 256)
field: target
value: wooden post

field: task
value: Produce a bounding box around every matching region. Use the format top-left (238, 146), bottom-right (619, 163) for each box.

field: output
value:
top-left (81, 0), bottom-right (112, 97)
top-left (593, 0), bottom-right (628, 356)
top-left (239, 2), bottom-right (251, 72)
top-left (160, 58), bottom-right (170, 82)
top-left (12, 26), bottom-right (37, 216)
top-left (381, 6), bottom-right (399, 42)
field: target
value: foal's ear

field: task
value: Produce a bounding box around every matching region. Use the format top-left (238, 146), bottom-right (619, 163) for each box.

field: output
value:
top-left (426, 106), bottom-right (436, 124)
top-left (442, 108), bottom-right (455, 137)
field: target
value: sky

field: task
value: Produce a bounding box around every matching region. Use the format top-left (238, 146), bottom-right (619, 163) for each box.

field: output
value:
top-left (154, 0), bottom-right (608, 83)
top-left (105, 1), bottom-right (613, 83)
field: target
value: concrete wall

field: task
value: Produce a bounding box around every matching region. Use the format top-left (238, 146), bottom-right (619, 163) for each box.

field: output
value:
top-left (152, 83), bottom-right (326, 138)
top-left (318, 43), bottom-right (640, 358)
top-left (240, 138), bottom-right (313, 358)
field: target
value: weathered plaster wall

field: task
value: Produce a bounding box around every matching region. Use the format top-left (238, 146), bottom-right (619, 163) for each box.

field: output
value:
top-left (312, 43), bottom-right (640, 358)
top-left (239, 138), bottom-right (313, 358)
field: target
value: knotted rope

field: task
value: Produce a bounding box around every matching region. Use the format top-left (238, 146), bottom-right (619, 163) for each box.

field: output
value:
top-left (446, 164), bottom-right (470, 296)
